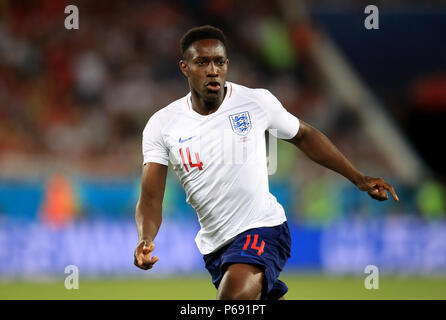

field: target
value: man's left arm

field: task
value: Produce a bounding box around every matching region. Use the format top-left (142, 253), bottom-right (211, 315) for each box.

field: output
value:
top-left (284, 120), bottom-right (399, 202)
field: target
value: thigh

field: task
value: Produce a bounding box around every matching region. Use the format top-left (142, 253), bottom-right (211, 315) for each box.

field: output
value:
top-left (216, 263), bottom-right (265, 300)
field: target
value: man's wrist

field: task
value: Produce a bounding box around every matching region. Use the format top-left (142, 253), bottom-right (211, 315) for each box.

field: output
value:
top-left (351, 171), bottom-right (366, 188)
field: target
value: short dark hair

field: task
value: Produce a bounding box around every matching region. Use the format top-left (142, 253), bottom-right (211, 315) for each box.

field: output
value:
top-left (180, 25), bottom-right (227, 59)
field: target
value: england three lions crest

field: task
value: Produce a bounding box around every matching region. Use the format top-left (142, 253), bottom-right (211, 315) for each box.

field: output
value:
top-left (229, 111), bottom-right (252, 136)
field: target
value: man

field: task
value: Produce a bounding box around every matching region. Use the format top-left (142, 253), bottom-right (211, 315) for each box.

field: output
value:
top-left (134, 25), bottom-right (399, 300)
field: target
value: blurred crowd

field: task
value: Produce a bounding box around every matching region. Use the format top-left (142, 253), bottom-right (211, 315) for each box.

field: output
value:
top-left (0, 0), bottom-right (444, 221)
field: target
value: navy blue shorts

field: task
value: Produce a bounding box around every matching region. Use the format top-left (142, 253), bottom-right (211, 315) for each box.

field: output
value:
top-left (203, 222), bottom-right (291, 300)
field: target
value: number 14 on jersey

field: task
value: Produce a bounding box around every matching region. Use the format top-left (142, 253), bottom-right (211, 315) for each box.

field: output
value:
top-left (179, 147), bottom-right (203, 172)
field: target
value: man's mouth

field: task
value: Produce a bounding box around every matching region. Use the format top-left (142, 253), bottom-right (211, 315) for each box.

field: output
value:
top-left (206, 81), bottom-right (221, 91)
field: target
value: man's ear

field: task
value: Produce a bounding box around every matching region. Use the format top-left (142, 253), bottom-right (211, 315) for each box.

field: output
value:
top-left (179, 60), bottom-right (189, 77)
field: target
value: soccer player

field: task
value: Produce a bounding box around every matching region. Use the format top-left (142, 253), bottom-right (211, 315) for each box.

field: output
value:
top-left (134, 25), bottom-right (399, 300)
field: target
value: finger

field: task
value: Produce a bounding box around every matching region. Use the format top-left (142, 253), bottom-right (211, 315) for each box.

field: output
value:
top-left (134, 258), bottom-right (146, 269)
top-left (140, 256), bottom-right (159, 270)
top-left (145, 256), bottom-right (158, 266)
top-left (373, 194), bottom-right (386, 201)
top-left (379, 189), bottom-right (388, 200)
top-left (365, 181), bottom-right (377, 190)
top-left (369, 193), bottom-right (383, 201)
top-left (368, 188), bottom-right (380, 197)
top-left (142, 242), bottom-right (155, 255)
top-left (142, 246), bottom-right (151, 255)
top-left (138, 249), bottom-right (150, 263)
top-left (368, 177), bottom-right (384, 187)
top-left (368, 189), bottom-right (386, 201)
top-left (141, 250), bottom-right (155, 264)
top-left (134, 251), bottom-right (143, 266)
top-left (377, 186), bottom-right (388, 200)
top-left (134, 257), bottom-right (150, 270)
top-left (138, 264), bottom-right (150, 270)
top-left (383, 183), bottom-right (399, 202)
top-left (140, 253), bottom-right (152, 265)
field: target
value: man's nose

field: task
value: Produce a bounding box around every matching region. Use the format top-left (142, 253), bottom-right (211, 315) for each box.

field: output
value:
top-left (207, 62), bottom-right (218, 77)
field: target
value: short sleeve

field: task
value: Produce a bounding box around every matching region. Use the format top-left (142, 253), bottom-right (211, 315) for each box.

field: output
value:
top-left (142, 112), bottom-right (169, 166)
top-left (261, 89), bottom-right (300, 139)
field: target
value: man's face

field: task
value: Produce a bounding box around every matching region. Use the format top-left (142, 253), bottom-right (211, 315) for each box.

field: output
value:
top-left (180, 39), bottom-right (228, 102)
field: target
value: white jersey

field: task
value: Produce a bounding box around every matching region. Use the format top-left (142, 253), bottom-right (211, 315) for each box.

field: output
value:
top-left (142, 82), bottom-right (300, 254)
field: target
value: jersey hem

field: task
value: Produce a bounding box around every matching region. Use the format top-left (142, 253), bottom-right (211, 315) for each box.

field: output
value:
top-left (196, 216), bottom-right (288, 255)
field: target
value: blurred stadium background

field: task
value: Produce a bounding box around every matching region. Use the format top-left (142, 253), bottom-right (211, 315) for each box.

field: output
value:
top-left (1, 0), bottom-right (446, 299)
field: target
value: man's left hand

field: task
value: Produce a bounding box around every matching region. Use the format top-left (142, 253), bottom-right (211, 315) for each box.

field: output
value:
top-left (356, 176), bottom-right (399, 202)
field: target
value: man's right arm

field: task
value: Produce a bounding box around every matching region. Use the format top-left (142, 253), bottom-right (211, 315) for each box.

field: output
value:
top-left (134, 162), bottom-right (168, 270)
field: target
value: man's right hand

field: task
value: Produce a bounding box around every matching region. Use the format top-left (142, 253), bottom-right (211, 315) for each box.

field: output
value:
top-left (134, 240), bottom-right (159, 270)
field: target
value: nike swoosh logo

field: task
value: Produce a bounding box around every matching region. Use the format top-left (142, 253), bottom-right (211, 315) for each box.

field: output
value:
top-left (179, 136), bottom-right (194, 143)
top-left (240, 251), bottom-right (258, 258)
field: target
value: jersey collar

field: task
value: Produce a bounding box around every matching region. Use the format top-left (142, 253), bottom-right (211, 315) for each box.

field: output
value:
top-left (185, 82), bottom-right (233, 119)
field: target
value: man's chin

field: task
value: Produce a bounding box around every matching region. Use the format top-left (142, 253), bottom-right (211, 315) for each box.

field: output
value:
top-left (203, 89), bottom-right (222, 100)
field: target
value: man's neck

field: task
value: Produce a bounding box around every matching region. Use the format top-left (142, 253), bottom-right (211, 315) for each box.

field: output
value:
top-left (191, 87), bottom-right (227, 115)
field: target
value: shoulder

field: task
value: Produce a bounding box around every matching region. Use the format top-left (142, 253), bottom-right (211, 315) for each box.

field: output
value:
top-left (230, 82), bottom-right (273, 102)
top-left (231, 83), bottom-right (282, 115)
top-left (143, 96), bottom-right (186, 131)
top-left (230, 82), bottom-right (278, 109)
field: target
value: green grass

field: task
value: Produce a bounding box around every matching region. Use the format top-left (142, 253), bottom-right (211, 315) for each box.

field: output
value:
top-left (1, 274), bottom-right (446, 300)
